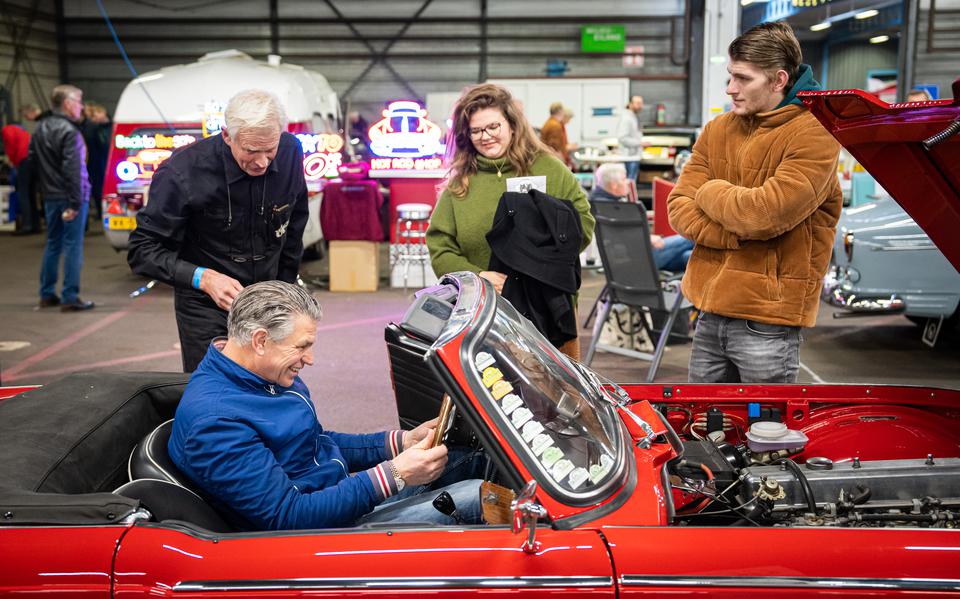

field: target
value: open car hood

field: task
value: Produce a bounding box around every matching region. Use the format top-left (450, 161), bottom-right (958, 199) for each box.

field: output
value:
top-left (800, 79), bottom-right (960, 270)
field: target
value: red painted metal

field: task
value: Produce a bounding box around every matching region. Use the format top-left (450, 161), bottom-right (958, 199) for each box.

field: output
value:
top-left (800, 81), bottom-right (960, 269)
top-left (605, 526), bottom-right (960, 597)
top-left (0, 385), bottom-right (39, 401)
top-left (0, 527), bottom-right (126, 597)
top-left (114, 526), bottom-right (614, 598)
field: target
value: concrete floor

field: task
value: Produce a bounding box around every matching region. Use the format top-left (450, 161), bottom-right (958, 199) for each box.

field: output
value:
top-left (1, 224), bottom-right (958, 433)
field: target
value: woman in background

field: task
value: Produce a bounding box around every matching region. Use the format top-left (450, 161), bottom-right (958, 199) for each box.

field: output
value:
top-left (426, 83), bottom-right (594, 359)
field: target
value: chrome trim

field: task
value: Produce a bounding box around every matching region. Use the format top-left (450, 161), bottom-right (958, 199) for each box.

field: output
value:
top-left (823, 285), bottom-right (905, 315)
top-left (620, 575), bottom-right (960, 592)
top-left (872, 245), bottom-right (939, 251)
top-left (174, 575), bottom-right (614, 592)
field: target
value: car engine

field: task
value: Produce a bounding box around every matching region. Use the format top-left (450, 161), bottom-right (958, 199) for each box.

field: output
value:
top-left (666, 409), bottom-right (960, 528)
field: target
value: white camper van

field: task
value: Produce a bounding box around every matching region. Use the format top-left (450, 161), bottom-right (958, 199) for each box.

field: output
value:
top-left (102, 50), bottom-right (342, 252)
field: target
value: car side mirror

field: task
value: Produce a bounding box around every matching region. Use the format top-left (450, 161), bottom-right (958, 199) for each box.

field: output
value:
top-left (511, 480), bottom-right (548, 554)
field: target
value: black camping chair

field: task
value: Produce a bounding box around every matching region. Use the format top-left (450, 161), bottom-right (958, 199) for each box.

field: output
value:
top-left (582, 201), bottom-right (686, 382)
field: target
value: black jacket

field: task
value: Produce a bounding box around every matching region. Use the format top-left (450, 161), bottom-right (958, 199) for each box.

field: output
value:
top-left (486, 190), bottom-right (583, 346)
top-left (26, 112), bottom-right (90, 210)
top-left (128, 132), bottom-right (308, 290)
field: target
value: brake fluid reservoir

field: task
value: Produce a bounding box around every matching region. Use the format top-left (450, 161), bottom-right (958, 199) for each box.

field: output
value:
top-left (745, 421), bottom-right (808, 452)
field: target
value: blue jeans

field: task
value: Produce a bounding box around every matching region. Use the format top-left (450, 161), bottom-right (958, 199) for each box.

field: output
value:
top-left (653, 235), bottom-right (694, 272)
top-left (40, 198), bottom-right (88, 303)
top-left (356, 447), bottom-right (488, 526)
top-left (688, 312), bottom-right (801, 383)
top-left (625, 160), bottom-right (640, 182)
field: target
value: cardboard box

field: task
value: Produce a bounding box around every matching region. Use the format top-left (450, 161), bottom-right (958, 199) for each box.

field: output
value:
top-left (329, 241), bottom-right (379, 292)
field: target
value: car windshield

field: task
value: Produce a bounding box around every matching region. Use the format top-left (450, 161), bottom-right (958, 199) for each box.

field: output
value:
top-left (465, 295), bottom-right (625, 502)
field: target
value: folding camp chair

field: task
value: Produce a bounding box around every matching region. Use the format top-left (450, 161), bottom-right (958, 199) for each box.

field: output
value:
top-left (583, 201), bottom-right (686, 382)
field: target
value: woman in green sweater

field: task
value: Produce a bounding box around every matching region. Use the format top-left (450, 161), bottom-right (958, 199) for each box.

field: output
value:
top-left (426, 83), bottom-right (595, 359)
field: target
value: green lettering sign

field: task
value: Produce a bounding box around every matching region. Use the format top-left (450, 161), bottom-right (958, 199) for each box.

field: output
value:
top-left (581, 25), bottom-right (626, 53)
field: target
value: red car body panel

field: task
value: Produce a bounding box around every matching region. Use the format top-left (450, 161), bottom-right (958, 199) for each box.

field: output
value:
top-left (0, 527), bottom-right (126, 597)
top-left (113, 526), bottom-right (615, 597)
top-left (800, 82), bottom-right (960, 270)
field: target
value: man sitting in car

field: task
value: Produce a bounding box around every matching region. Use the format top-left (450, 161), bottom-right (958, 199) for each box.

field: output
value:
top-left (168, 280), bottom-right (485, 530)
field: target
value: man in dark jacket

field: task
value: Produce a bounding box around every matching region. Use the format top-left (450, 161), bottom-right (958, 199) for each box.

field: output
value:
top-left (29, 84), bottom-right (95, 311)
top-left (128, 89), bottom-right (309, 372)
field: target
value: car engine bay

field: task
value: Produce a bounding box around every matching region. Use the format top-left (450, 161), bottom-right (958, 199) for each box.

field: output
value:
top-left (662, 405), bottom-right (960, 528)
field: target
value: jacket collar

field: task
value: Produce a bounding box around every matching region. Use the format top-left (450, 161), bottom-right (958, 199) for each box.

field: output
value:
top-left (200, 342), bottom-right (286, 396)
top-left (220, 133), bottom-right (281, 184)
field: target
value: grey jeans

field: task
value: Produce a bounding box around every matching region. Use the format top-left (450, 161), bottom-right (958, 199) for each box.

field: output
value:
top-left (688, 312), bottom-right (802, 383)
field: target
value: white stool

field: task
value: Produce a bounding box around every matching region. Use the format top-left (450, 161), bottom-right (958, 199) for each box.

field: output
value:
top-left (390, 203), bottom-right (434, 292)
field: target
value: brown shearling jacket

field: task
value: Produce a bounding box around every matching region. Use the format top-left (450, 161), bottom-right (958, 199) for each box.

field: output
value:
top-left (667, 104), bottom-right (842, 327)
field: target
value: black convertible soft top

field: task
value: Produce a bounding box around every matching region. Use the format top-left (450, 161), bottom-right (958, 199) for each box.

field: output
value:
top-left (0, 371), bottom-right (188, 525)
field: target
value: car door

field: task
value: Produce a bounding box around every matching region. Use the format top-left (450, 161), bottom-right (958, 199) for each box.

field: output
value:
top-left (113, 524), bottom-right (615, 598)
top-left (604, 526), bottom-right (960, 597)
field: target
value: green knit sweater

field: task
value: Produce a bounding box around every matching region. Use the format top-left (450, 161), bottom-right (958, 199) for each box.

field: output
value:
top-left (426, 153), bottom-right (595, 276)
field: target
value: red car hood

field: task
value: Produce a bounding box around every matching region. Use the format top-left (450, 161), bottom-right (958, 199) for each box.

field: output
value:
top-left (799, 79), bottom-right (960, 270)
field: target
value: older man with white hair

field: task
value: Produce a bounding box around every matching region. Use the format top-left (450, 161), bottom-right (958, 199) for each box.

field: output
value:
top-left (169, 281), bottom-right (486, 530)
top-left (129, 89), bottom-right (309, 372)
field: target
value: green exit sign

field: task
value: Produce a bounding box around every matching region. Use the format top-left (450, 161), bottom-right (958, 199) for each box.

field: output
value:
top-left (581, 25), bottom-right (625, 53)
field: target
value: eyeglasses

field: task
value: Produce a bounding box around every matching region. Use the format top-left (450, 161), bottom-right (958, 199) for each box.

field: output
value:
top-left (469, 122), bottom-right (502, 139)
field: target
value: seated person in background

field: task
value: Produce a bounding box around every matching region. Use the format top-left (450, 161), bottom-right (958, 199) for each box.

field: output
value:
top-left (906, 88), bottom-right (933, 102)
top-left (169, 280), bottom-right (485, 531)
top-left (589, 163), bottom-right (694, 272)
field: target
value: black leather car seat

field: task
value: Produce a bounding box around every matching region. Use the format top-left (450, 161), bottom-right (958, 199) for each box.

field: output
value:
top-left (122, 419), bottom-right (234, 532)
top-left (128, 419), bottom-right (196, 488)
top-left (114, 478), bottom-right (233, 532)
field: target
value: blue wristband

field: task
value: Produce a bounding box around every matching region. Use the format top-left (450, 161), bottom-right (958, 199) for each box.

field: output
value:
top-left (192, 267), bottom-right (207, 290)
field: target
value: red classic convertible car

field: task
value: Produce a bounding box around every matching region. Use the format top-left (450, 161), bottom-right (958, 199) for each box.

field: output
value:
top-left (2, 85), bottom-right (959, 597)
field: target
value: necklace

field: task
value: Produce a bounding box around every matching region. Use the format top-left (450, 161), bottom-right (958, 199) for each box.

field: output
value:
top-left (494, 157), bottom-right (507, 179)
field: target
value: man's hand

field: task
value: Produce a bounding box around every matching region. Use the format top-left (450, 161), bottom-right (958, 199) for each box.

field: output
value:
top-left (650, 234), bottom-right (666, 250)
top-left (479, 271), bottom-right (507, 294)
top-left (403, 417), bottom-right (439, 451)
top-left (199, 269), bottom-right (244, 310)
top-left (61, 208), bottom-right (78, 222)
top-left (392, 433), bottom-right (448, 486)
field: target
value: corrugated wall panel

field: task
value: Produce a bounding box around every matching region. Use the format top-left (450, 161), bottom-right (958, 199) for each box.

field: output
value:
top-left (826, 39), bottom-right (898, 90)
top-left (915, 2), bottom-right (960, 98)
top-left (1, 0), bottom-right (59, 117)
top-left (59, 0), bottom-right (693, 125)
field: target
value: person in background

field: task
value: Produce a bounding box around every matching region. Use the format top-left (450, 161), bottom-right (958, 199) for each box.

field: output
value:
top-left (426, 83), bottom-right (595, 359)
top-left (561, 108), bottom-right (578, 168)
top-left (169, 280), bottom-right (487, 531)
top-left (5, 104), bottom-right (43, 234)
top-left (2, 106), bottom-right (33, 233)
top-left (906, 88), bottom-right (933, 102)
top-left (539, 101), bottom-right (569, 165)
top-left (80, 102), bottom-right (111, 222)
top-left (617, 95), bottom-right (645, 183)
top-left (590, 163), bottom-right (693, 272)
top-left (28, 84), bottom-right (95, 311)
top-left (127, 89), bottom-right (309, 372)
top-left (667, 21), bottom-right (842, 384)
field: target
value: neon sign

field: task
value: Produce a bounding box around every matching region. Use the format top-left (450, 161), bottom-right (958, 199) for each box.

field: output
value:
top-left (370, 157), bottom-right (442, 171)
top-left (203, 100), bottom-right (226, 138)
top-left (115, 133), bottom-right (197, 150)
top-left (116, 148), bottom-right (173, 182)
top-left (296, 133), bottom-right (344, 180)
top-left (368, 100), bottom-right (444, 164)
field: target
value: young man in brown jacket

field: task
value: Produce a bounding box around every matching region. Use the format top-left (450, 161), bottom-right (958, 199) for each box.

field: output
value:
top-left (667, 21), bottom-right (842, 383)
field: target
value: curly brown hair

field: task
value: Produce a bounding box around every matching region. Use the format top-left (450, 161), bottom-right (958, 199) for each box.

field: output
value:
top-left (442, 83), bottom-right (551, 198)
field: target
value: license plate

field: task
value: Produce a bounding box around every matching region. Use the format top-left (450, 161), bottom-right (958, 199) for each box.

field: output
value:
top-left (106, 216), bottom-right (137, 230)
top-left (643, 146), bottom-right (668, 157)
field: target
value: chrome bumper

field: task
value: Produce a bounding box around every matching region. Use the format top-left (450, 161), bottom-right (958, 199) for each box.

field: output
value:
top-left (822, 270), bottom-right (906, 315)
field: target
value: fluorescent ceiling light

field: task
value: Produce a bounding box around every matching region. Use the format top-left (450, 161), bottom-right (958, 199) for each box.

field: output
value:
top-left (740, 0), bottom-right (755, 5)
top-left (870, 34), bottom-right (890, 43)
top-left (855, 9), bottom-right (879, 19)
top-left (810, 21), bottom-right (832, 31)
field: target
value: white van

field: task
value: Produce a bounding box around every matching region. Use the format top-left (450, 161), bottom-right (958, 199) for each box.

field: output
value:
top-left (102, 50), bottom-right (342, 253)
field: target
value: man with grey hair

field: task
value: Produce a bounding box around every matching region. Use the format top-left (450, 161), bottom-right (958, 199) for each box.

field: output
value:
top-left (169, 281), bottom-right (486, 531)
top-left (589, 163), bottom-right (693, 272)
top-left (129, 89), bottom-right (309, 372)
top-left (29, 84), bottom-right (96, 311)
